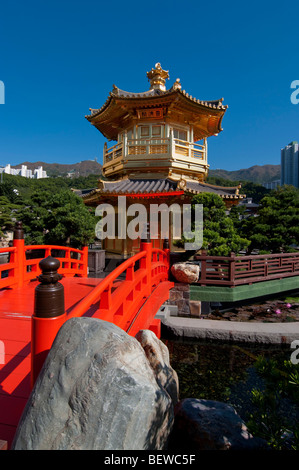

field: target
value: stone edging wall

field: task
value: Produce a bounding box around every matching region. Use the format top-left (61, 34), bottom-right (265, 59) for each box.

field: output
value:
top-left (167, 283), bottom-right (202, 317)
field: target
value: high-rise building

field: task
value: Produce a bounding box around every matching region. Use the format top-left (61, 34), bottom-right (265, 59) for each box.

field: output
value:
top-left (281, 141), bottom-right (299, 187)
top-left (0, 164), bottom-right (47, 179)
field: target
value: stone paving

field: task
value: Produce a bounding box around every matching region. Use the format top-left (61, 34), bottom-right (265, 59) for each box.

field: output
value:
top-left (159, 305), bottom-right (299, 345)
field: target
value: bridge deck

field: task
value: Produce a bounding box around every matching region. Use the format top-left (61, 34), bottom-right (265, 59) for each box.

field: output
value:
top-left (0, 276), bottom-right (104, 448)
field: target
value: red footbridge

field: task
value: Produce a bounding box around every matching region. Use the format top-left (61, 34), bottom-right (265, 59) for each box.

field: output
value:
top-left (0, 223), bottom-right (173, 449)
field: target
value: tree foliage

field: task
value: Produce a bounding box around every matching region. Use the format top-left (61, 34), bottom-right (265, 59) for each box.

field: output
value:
top-left (240, 185), bottom-right (299, 253)
top-left (17, 189), bottom-right (96, 248)
top-left (0, 196), bottom-right (20, 236)
top-left (0, 173), bottom-right (98, 247)
top-left (206, 176), bottom-right (270, 204)
top-left (189, 193), bottom-right (250, 256)
top-left (239, 181), bottom-right (270, 204)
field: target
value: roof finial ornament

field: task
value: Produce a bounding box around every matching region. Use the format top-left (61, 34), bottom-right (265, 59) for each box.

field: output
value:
top-left (172, 78), bottom-right (182, 90)
top-left (147, 63), bottom-right (169, 91)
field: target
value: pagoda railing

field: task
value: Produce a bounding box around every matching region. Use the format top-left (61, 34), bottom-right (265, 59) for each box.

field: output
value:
top-left (126, 138), bottom-right (170, 156)
top-left (104, 137), bottom-right (206, 164)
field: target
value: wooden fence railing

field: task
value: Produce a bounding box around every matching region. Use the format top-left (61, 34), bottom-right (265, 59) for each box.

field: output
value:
top-left (194, 250), bottom-right (299, 287)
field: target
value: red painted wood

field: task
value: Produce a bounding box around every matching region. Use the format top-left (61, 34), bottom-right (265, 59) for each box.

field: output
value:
top-left (126, 281), bottom-right (174, 337)
top-left (0, 243), bottom-right (89, 290)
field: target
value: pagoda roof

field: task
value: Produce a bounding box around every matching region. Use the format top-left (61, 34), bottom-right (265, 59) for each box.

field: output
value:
top-left (184, 180), bottom-right (242, 197)
top-left (77, 178), bottom-right (244, 205)
top-left (85, 64), bottom-right (228, 142)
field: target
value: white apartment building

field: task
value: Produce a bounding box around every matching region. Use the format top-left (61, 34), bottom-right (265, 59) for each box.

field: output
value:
top-left (281, 141), bottom-right (299, 188)
top-left (263, 180), bottom-right (280, 190)
top-left (0, 164), bottom-right (48, 179)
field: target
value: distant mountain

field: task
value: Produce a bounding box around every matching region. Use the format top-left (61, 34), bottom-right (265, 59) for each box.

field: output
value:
top-left (209, 164), bottom-right (280, 184)
top-left (12, 160), bottom-right (102, 177)
top-left (11, 161), bottom-right (280, 184)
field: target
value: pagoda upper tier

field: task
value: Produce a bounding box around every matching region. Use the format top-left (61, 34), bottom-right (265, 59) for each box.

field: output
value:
top-left (85, 63), bottom-right (228, 181)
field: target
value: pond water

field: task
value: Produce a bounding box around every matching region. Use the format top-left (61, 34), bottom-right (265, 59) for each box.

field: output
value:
top-left (163, 338), bottom-right (296, 424)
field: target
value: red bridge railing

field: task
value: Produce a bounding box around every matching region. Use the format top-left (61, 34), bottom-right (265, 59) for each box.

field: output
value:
top-left (0, 222), bottom-right (88, 289)
top-left (29, 235), bottom-right (171, 386)
top-left (194, 250), bottom-right (299, 286)
top-left (1, 222), bottom-right (172, 387)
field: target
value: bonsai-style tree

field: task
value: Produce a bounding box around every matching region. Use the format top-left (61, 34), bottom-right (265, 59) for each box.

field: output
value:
top-left (178, 192), bottom-right (250, 256)
top-left (17, 189), bottom-right (96, 248)
top-left (240, 185), bottom-right (299, 253)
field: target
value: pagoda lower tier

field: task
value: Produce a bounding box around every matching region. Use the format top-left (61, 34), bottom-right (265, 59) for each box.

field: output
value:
top-left (78, 177), bottom-right (244, 257)
top-left (80, 177), bottom-right (243, 206)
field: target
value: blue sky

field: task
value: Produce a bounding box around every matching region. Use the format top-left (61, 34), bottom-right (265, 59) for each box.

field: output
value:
top-left (0, 0), bottom-right (299, 171)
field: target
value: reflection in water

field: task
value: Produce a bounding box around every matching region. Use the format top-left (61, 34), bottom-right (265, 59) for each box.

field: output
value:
top-left (163, 339), bottom-right (291, 421)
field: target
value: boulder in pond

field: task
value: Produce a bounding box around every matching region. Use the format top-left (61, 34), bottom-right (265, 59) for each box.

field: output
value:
top-left (135, 329), bottom-right (179, 405)
top-left (168, 398), bottom-right (268, 450)
top-left (12, 317), bottom-right (174, 450)
top-left (171, 263), bottom-right (199, 283)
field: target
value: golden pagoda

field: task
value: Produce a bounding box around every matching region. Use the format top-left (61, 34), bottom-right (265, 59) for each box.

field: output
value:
top-left (82, 63), bottom-right (244, 256)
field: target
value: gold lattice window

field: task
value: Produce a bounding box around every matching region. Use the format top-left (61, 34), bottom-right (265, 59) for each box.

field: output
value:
top-left (173, 128), bottom-right (187, 141)
top-left (140, 126), bottom-right (149, 137)
top-left (152, 125), bottom-right (161, 136)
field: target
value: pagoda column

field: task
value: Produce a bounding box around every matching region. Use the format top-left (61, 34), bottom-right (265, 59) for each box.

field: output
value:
top-left (169, 128), bottom-right (175, 158)
top-left (204, 137), bottom-right (208, 162)
top-left (103, 142), bottom-right (107, 164)
top-left (189, 126), bottom-right (194, 158)
top-left (123, 130), bottom-right (127, 158)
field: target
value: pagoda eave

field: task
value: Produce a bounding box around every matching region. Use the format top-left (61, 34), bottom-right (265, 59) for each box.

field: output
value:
top-left (86, 88), bottom-right (227, 142)
top-left (79, 177), bottom-right (245, 209)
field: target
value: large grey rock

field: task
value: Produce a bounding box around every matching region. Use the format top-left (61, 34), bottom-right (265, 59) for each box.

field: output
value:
top-left (169, 398), bottom-right (268, 450)
top-left (135, 329), bottom-right (179, 405)
top-left (171, 263), bottom-right (199, 283)
top-left (12, 318), bottom-right (174, 450)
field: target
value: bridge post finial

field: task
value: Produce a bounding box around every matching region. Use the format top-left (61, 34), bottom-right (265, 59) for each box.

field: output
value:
top-left (12, 221), bottom-right (25, 288)
top-left (163, 239), bottom-right (169, 250)
top-left (13, 221), bottom-right (24, 240)
top-left (34, 256), bottom-right (65, 318)
top-left (31, 256), bottom-right (67, 388)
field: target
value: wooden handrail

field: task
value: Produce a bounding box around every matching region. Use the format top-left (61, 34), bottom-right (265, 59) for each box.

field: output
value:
top-left (68, 250), bottom-right (147, 319)
top-left (195, 251), bottom-right (299, 287)
top-left (68, 246), bottom-right (169, 321)
top-left (30, 239), bottom-right (171, 386)
top-left (24, 244), bottom-right (85, 254)
top-left (104, 137), bottom-right (206, 162)
top-left (0, 240), bottom-right (88, 289)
